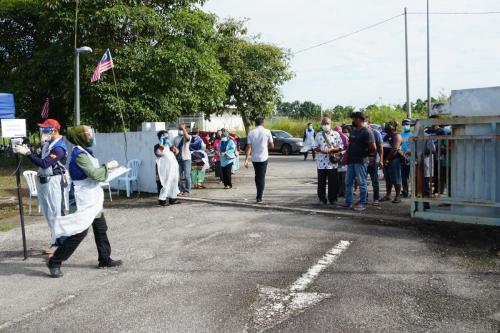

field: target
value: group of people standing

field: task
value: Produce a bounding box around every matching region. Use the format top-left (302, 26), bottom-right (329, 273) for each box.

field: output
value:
top-left (153, 124), bottom-right (240, 206)
top-left (305, 112), bottom-right (414, 211)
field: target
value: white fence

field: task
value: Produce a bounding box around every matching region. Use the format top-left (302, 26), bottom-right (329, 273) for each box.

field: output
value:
top-left (93, 132), bottom-right (158, 193)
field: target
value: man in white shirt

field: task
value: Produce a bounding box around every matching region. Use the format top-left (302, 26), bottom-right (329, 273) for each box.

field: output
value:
top-left (313, 117), bottom-right (344, 205)
top-left (244, 118), bottom-right (274, 203)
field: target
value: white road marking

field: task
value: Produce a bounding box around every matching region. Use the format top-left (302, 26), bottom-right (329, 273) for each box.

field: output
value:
top-left (290, 240), bottom-right (351, 292)
top-left (250, 240), bottom-right (352, 332)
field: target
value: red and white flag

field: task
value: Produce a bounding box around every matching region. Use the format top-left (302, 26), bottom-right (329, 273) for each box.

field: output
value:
top-left (91, 49), bottom-right (114, 82)
top-left (41, 98), bottom-right (49, 119)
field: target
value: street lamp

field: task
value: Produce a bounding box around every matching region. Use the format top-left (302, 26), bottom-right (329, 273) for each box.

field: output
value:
top-left (75, 46), bottom-right (93, 125)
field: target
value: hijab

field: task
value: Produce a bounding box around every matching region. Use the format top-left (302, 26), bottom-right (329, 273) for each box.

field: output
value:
top-left (67, 125), bottom-right (88, 148)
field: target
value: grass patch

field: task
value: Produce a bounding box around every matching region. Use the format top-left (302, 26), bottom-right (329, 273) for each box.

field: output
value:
top-left (0, 223), bottom-right (13, 232)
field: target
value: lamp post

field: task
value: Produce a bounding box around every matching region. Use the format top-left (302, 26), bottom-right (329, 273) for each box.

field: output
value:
top-left (426, 0), bottom-right (431, 117)
top-left (75, 46), bottom-right (93, 125)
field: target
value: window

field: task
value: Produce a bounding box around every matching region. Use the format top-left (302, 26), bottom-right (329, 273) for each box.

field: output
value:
top-left (273, 131), bottom-right (292, 139)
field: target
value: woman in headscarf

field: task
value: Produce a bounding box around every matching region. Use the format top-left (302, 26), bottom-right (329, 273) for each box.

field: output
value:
top-left (212, 130), bottom-right (224, 184)
top-left (48, 125), bottom-right (122, 278)
top-left (335, 125), bottom-right (349, 198)
top-left (190, 130), bottom-right (209, 189)
top-left (154, 130), bottom-right (180, 206)
top-left (219, 129), bottom-right (236, 189)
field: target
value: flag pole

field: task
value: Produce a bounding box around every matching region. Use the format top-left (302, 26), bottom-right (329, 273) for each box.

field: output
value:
top-left (111, 66), bottom-right (129, 163)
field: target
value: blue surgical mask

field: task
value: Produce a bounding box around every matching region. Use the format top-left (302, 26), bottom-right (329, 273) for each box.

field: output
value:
top-left (402, 125), bottom-right (411, 132)
top-left (443, 126), bottom-right (451, 135)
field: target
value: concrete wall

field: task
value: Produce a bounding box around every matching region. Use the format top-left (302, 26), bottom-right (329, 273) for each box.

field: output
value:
top-left (93, 132), bottom-right (158, 193)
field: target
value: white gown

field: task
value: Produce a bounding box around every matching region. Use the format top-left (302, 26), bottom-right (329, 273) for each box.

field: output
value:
top-left (157, 144), bottom-right (180, 200)
top-left (52, 146), bottom-right (104, 238)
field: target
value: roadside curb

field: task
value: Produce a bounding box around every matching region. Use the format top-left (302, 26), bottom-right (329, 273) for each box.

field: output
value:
top-left (179, 196), bottom-right (417, 225)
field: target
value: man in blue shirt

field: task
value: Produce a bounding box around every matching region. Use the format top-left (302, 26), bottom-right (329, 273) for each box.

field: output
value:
top-left (400, 119), bottom-right (413, 197)
top-left (367, 118), bottom-right (384, 206)
top-left (14, 119), bottom-right (68, 255)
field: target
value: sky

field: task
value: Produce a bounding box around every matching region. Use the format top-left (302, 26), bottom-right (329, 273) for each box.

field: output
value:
top-left (202, 0), bottom-right (500, 109)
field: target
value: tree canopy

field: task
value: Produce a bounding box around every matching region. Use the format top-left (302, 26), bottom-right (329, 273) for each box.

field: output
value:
top-left (276, 100), bottom-right (322, 119)
top-left (0, 0), bottom-right (292, 133)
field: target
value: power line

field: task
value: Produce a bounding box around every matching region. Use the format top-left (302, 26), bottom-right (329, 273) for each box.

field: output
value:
top-left (409, 11), bottom-right (500, 15)
top-left (293, 13), bottom-right (403, 55)
top-left (292, 10), bottom-right (500, 56)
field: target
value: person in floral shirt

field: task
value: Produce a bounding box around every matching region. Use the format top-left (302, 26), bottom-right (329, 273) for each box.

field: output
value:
top-left (312, 117), bottom-right (344, 205)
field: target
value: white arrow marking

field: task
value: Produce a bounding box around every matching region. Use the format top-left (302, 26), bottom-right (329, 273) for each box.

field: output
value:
top-left (250, 240), bottom-right (351, 332)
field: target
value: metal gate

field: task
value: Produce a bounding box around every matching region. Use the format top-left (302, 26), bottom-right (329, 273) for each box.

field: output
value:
top-left (410, 116), bottom-right (499, 226)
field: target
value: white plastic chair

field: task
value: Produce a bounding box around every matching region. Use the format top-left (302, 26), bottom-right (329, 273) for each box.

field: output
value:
top-left (23, 170), bottom-right (41, 215)
top-left (117, 159), bottom-right (141, 198)
top-left (100, 182), bottom-right (113, 202)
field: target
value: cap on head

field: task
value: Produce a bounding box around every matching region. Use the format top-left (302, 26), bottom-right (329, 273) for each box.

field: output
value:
top-left (37, 119), bottom-right (61, 131)
top-left (402, 118), bottom-right (411, 125)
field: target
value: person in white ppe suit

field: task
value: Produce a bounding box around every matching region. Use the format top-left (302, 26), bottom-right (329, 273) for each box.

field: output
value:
top-left (154, 130), bottom-right (180, 207)
top-left (14, 118), bottom-right (68, 256)
top-left (47, 125), bottom-right (122, 278)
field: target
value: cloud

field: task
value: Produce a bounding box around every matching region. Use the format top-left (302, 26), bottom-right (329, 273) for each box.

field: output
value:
top-left (204, 0), bottom-right (500, 108)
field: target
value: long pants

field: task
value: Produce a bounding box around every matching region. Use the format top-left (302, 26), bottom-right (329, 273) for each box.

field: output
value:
top-left (222, 163), bottom-right (233, 187)
top-left (178, 159), bottom-right (192, 193)
top-left (367, 165), bottom-right (380, 201)
top-left (304, 150), bottom-right (316, 160)
top-left (48, 215), bottom-right (111, 268)
top-left (252, 161), bottom-right (268, 200)
top-left (401, 163), bottom-right (411, 196)
top-left (337, 171), bottom-right (346, 197)
top-left (214, 161), bottom-right (223, 180)
top-left (191, 168), bottom-right (205, 185)
top-left (317, 168), bottom-right (338, 203)
top-left (345, 163), bottom-right (368, 206)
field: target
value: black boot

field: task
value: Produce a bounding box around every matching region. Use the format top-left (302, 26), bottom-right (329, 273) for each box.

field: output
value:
top-left (47, 263), bottom-right (64, 278)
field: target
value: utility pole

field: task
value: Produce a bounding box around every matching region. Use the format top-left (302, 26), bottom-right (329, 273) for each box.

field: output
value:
top-left (404, 7), bottom-right (411, 118)
top-left (426, 0), bottom-right (431, 117)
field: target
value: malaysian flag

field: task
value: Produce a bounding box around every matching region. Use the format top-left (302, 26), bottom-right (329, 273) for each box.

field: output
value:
top-left (91, 49), bottom-right (114, 82)
top-left (41, 98), bottom-right (49, 119)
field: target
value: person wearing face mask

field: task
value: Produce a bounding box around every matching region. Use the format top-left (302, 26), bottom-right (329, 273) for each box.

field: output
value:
top-left (154, 131), bottom-right (180, 206)
top-left (47, 125), bottom-right (122, 278)
top-left (13, 119), bottom-right (68, 256)
top-left (219, 129), bottom-right (236, 189)
top-left (312, 117), bottom-right (344, 205)
top-left (302, 123), bottom-right (316, 161)
top-left (400, 119), bottom-right (413, 197)
top-left (212, 130), bottom-right (224, 183)
top-left (380, 121), bottom-right (403, 204)
top-left (190, 129), bottom-right (208, 189)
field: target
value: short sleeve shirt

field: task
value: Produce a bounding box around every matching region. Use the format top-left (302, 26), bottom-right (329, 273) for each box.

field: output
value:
top-left (247, 126), bottom-right (273, 162)
top-left (312, 130), bottom-right (344, 170)
top-left (348, 126), bottom-right (375, 164)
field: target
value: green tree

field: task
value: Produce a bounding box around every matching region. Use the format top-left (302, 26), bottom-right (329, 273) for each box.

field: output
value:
top-left (217, 19), bottom-right (293, 134)
top-left (0, 0), bottom-right (228, 132)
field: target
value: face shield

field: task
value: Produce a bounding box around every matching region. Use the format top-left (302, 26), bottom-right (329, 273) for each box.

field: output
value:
top-left (84, 127), bottom-right (96, 147)
top-left (40, 127), bottom-right (54, 143)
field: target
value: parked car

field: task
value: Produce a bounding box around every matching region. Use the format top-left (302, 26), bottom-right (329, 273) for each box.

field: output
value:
top-left (270, 130), bottom-right (304, 155)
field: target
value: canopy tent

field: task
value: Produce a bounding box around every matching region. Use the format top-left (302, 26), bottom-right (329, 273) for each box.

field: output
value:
top-left (0, 93), bottom-right (15, 119)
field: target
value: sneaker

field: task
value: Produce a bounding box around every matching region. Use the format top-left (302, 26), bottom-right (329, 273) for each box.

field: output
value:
top-left (158, 200), bottom-right (168, 207)
top-left (48, 266), bottom-right (64, 278)
top-left (98, 259), bottom-right (123, 269)
top-left (169, 199), bottom-right (180, 205)
top-left (340, 203), bottom-right (351, 209)
top-left (372, 200), bottom-right (380, 207)
top-left (353, 204), bottom-right (366, 211)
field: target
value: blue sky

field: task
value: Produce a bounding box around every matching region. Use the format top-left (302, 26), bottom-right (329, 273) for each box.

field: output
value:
top-left (203, 0), bottom-right (500, 108)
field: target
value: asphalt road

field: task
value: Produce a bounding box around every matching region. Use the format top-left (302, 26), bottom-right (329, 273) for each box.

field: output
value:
top-left (0, 156), bottom-right (499, 332)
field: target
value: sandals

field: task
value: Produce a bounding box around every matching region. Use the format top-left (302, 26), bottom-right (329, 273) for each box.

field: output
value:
top-left (392, 197), bottom-right (402, 204)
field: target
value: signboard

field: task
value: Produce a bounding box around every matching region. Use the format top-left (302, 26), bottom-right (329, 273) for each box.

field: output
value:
top-left (0, 93), bottom-right (15, 119)
top-left (1, 119), bottom-right (27, 138)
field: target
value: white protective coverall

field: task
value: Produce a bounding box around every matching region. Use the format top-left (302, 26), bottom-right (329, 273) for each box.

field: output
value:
top-left (157, 144), bottom-right (180, 201)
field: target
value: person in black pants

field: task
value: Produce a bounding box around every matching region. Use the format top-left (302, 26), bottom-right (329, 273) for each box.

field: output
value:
top-left (313, 117), bottom-right (344, 205)
top-left (244, 118), bottom-right (274, 203)
top-left (222, 163), bottom-right (233, 188)
top-left (49, 215), bottom-right (112, 270)
top-left (252, 161), bottom-right (268, 201)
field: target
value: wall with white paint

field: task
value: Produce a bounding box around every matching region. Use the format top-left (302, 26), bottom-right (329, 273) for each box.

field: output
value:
top-left (451, 86), bottom-right (500, 117)
top-left (93, 132), bottom-right (158, 193)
